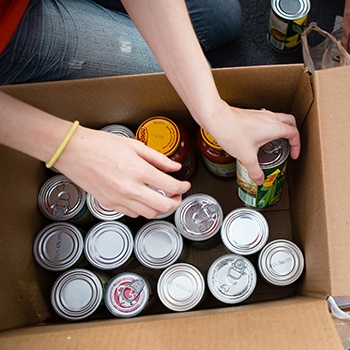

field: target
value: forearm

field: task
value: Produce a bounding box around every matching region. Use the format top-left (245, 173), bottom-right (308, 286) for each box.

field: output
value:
top-left (0, 91), bottom-right (74, 163)
top-left (342, 0), bottom-right (350, 50)
top-left (121, 0), bottom-right (224, 130)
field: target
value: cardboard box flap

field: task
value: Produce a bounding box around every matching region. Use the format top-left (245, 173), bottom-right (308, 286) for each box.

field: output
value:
top-left (0, 297), bottom-right (343, 350)
top-left (312, 66), bottom-right (350, 297)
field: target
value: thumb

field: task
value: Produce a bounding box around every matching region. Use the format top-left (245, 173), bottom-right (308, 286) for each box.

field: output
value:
top-left (241, 156), bottom-right (264, 185)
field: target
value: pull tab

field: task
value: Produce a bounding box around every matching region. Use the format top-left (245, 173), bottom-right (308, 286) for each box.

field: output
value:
top-left (51, 197), bottom-right (70, 219)
top-left (122, 279), bottom-right (145, 304)
top-left (261, 139), bottom-right (283, 154)
top-left (192, 202), bottom-right (218, 223)
top-left (226, 259), bottom-right (246, 281)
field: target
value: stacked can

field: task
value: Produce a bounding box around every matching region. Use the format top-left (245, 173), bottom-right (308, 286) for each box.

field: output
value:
top-left (86, 193), bottom-right (125, 221)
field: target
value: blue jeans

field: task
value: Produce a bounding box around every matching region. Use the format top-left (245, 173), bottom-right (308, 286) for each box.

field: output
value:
top-left (0, 0), bottom-right (241, 85)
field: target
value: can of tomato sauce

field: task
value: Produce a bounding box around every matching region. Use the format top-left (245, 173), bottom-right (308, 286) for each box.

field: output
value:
top-left (268, 0), bottom-right (310, 52)
top-left (135, 116), bottom-right (197, 180)
top-left (196, 127), bottom-right (236, 178)
top-left (237, 138), bottom-right (290, 209)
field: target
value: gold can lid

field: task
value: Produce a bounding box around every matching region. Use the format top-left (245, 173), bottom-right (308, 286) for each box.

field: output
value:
top-left (136, 116), bottom-right (180, 157)
top-left (200, 127), bottom-right (223, 151)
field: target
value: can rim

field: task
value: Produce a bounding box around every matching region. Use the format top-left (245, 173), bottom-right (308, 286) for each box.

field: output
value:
top-left (86, 193), bottom-right (124, 221)
top-left (100, 124), bottom-right (135, 138)
top-left (271, 0), bottom-right (310, 20)
top-left (258, 138), bottom-right (290, 169)
top-left (157, 263), bottom-right (205, 312)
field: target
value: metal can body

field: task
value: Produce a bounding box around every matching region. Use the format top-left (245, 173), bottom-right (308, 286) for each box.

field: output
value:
top-left (258, 239), bottom-right (305, 286)
top-left (174, 193), bottom-right (223, 249)
top-left (51, 268), bottom-right (110, 321)
top-left (33, 222), bottom-right (86, 271)
top-left (134, 220), bottom-right (187, 269)
top-left (135, 116), bottom-right (197, 181)
top-left (84, 221), bottom-right (136, 270)
top-left (86, 193), bottom-right (124, 221)
top-left (38, 175), bottom-right (93, 225)
top-left (157, 263), bottom-right (206, 312)
top-left (221, 208), bottom-right (269, 255)
top-left (268, 0), bottom-right (310, 52)
top-left (100, 124), bottom-right (135, 138)
top-left (105, 272), bottom-right (154, 318)
top-left (196, 127), bottom-right (236, 178)
top-left (237, 138), bottom-right (290, 209)
top-left (207, 254), bottom-right (257, 304)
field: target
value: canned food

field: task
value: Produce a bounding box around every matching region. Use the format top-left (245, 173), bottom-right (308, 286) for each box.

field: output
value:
top-left (101, 124), bottom-right (135, 138)
top-left (157, 263), bottom-right (206, 312)
top-left (38, 174), bottom-right (93, 225)
top-left (86, 193), bottom-right (124, 221)
top-left (207, 254), bottom-right (257, 304)
top-left (221, 208), bottom-right (269, 255)
top-left (237, 138), bottom-right (290, 209)
top-left (51, 268), bottom-right (110, 321)
top-left (174, 193), bottom-right (223, 249)
top-left (84, 221), bottom-right (135, 270)
top-left (148, 186), bottom-right (178, 220)
top-left (268, 0), bottom-right (311, 52)
top-left (135, 116), bottom-right (197, 180)
top-left (258, 239), bottom-right (304, 286)
top-left (33, 222), bottom-right (86, 271)
top-left (105, 272), bottom-right (154, 318)
top-left (196, 127), bottom-right (236, 178)
top-left (134, 220), bottom-right (187, 269)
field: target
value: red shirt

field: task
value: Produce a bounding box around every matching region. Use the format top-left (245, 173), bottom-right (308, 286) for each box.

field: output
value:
top-left (0, 0), bottom-right (30, 54)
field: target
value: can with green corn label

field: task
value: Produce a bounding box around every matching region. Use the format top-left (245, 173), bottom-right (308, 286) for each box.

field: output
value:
top-left (237, 138), bottom-right (290, 209)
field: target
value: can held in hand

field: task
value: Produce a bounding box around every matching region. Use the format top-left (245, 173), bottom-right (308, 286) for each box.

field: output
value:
top-left (258, 239), bottom-right (304, 286)
top-left (101, 124), bottom-right (135, 138)
top-left (196, 127), bottom-right (236, 178)
top-left (237, 138), bottom-right (290, 209)
top-left (51, 268), bottom-right (110, 321)
top-left (157, 263), bottom-right (206, 312)
top-left (86, 193), bottom-right (125, 221)
top-left (207, 254), bottom-right (257, 304)
top-left (33, 222), bottom-right (86, 271)
top-left (84, 221), bottom-right (136, 270)
top-left (38, 174), bottom-right (93, 225)
top-left (134, 220), bottom-right (188, 269)
top-left (105, 272), bottom-right (155, 318)
top-left (135, 116), bottom-right (197, 180)
top-left (268, 0), bottom-right (310, 52)
top-left (221, 208), bottom-right (269, 255)
top-left (174, 193), bottom-right (224, 249)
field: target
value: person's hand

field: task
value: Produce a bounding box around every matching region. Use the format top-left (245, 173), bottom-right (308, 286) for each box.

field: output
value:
top-left (342, 0), bottom-right (350, 51)
top-left (55, 126), bottom-right (191, 218)
top-left (204, 101), bottom-right (300, 185)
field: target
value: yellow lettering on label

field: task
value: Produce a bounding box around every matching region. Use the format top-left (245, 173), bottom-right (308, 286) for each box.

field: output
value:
top-left (263, 169), bottom-right (280, 188)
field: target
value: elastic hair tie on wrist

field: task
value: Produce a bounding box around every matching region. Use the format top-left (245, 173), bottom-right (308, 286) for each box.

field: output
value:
top-left (46, 120), bottom-right (80, 169)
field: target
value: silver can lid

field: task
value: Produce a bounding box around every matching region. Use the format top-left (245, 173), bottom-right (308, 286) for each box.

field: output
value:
top-left (101, 124), bottom-right (135, 138)
top-left (33, 222), bottom-right (84, 271)
top-left (86, 193), bottom-right (124, 221)
top-left (174, 193), bottom-right (223, 241)
top-left (271, 0), bottom-right (310, 20)
top-left (134, 220), bottom-right (184, 269)
top-left (51, 268), bottom-right (104, 320)
top-left (221, 208), bottom-right (269, 255)
top-left (207, 254), bottom-right (257, 304)
top-left (105, 272), bottom-right (150, 318)
top-left (258, 239), bottom-right (305, 286)
top-left (84, 221), bottom-right (134, 270)
top-left (157, 263), bottom-right (205, 312)
top-left (258, 138), bottom-right (290, 169)
top-left (38, 174), bottom-right (86, 221)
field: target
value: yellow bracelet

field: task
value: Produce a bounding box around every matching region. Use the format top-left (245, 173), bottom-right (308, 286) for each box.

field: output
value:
top-left (46, 120), bottom-right (80, 169)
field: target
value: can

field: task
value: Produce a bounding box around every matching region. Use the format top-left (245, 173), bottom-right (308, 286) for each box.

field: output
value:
top-left (268, 0), bottom-right (311, 52)
top-left (258, 239), bottom-right (305, 286)
top-left (105, 272), bottom-right (155, 318)
top-left (148, 186), bottom-right (179, 220)
top-left (38, 174), bottom-right (93, 225)
top-left (86, 193), bottom-right (125, 221)
top-left (100, 124), bottom-right (135, 138)
top-left (157, 263), bottom-right (206, 312)
top-left (237, 138), bottom-right (290, 209)
top-left (196, 127), bottom-right (236, 178)
top-left (174, 193), bottom-right (224, 249)
top-left (135, 116), bottom-right (197, 180)
top-left (221, 208), bottom-right (269, 255)
top-left (84, 221), bottom-right (136, 270)
top-left (33, 222), bottom-right (86, 271)
top-left (51, 268), bottom-right (110, 321)
top-left (134, 220), bottom-right (187, 269)
top-left (207, 254), bottom-right (257, 304)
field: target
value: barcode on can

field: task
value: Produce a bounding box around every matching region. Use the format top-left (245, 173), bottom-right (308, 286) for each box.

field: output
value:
top-left (238, 187), bottom-right (256, 207)
top-left (269, 35), bottom-right (285, 51)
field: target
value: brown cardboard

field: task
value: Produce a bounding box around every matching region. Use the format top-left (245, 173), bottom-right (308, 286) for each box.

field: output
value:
top-left (0, 64), bottom-right (349, 349)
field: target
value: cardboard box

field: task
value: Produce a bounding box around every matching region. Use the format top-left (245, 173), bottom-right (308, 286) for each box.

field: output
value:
top-left (0, 64), bottom-right (349, 349)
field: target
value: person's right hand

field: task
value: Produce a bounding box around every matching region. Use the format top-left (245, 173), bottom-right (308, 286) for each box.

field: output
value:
top-left (55, 126), bottom-right (191, 219)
